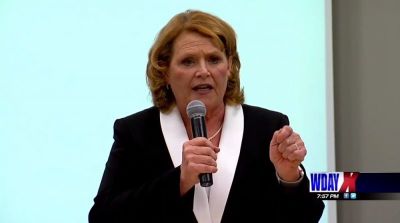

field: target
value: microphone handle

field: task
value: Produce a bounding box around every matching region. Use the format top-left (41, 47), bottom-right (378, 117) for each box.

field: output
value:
top-left (191, 116), bottom-right (213, 187)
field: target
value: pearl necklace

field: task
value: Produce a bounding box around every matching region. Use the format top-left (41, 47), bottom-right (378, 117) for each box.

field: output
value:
top-left (208, 125), bottom-right (223, 141)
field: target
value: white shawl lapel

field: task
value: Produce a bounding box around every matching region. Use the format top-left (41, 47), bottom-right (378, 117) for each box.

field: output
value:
top-left (160, 105), bottom-right (244, 223)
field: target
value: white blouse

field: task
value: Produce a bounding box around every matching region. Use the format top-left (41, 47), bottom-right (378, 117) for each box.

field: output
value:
top-left (160, 105), bottom-right (244, 223)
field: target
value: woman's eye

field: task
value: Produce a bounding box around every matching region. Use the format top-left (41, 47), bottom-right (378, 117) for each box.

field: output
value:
top-left (209, 56), bottom-right (221, 64)
top-left (182, 58), bottom-right (195, 66)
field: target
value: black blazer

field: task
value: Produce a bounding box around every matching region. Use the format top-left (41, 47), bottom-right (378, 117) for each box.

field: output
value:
top-left (89, 104), bottom-right (324, 223)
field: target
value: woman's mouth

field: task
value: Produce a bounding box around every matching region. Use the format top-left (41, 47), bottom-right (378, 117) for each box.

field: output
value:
top-left (193, 84), bottom-right (213, 93)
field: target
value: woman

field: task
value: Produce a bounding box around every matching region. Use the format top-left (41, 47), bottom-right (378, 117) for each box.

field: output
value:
top-left (89, 10), bottom-right (324, 223)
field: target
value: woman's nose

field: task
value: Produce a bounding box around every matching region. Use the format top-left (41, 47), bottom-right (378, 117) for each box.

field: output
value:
top-left (195, 60), bottom-right (210, 78)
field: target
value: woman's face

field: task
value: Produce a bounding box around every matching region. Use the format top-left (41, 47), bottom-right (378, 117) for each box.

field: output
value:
top-left (166, 31), bottom-right (231, 114)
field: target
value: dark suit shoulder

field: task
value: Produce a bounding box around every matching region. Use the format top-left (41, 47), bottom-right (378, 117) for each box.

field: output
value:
top-left (111, 107), bottom-right (162, 144)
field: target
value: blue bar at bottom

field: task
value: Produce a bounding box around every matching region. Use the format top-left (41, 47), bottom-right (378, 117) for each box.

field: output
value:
top-left (356, 173), bottom-right (400, 193)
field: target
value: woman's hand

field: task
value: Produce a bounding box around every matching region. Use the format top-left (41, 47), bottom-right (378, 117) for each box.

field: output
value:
top-left (269, 125), bottom-right (307, 182)
top-left (180, 137), bottom-right (220, 195)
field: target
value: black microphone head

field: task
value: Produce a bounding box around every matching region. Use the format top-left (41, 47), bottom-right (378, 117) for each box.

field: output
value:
top-left (186, 100), bottom-right (206, 118)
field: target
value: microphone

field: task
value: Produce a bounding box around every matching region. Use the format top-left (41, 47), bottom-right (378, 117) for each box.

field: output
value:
top-left (186, 100), bottom-right (213, 187)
